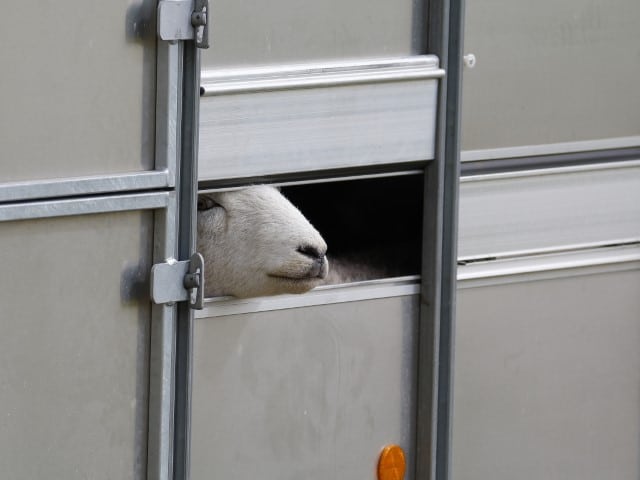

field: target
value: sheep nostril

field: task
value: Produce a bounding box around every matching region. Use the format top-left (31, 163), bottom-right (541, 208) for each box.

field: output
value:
top-left (297, 245), bottom-right (325, 260)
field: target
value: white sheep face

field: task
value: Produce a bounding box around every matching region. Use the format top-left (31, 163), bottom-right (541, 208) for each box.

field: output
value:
top-left (197, 185), bottom-right (329, 298)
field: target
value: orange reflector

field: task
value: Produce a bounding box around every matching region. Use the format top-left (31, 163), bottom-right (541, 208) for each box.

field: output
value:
top-left (377, 444), bottom-right (406, 480)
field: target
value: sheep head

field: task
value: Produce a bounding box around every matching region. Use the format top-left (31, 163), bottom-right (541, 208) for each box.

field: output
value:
top-left (197, 185), bottom-right (329, 298)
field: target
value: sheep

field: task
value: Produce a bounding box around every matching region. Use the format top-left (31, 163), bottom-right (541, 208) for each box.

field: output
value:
top-left (197, 185), bottom-right (329, 298)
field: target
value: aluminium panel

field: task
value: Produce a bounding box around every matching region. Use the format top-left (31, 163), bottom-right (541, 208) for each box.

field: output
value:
top-left (190, 293), bottom-right (419, 480)
top-left (0, 210), bottom-right (154, 479)
top-left (452, 266), bottom-right (640, 480)
top-left (458, 161), bottom-right (640, 260)
top-left (198, 58), bottom-right (440, 180)
top-left (201, 0), bottom-right (424, 68)
top-left (0, 0), bottom-right (156, 183)
top-left (461, 0), bottom-right (640, 152)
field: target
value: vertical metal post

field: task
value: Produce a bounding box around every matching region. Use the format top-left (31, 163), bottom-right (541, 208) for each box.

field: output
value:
top-left (173, 39), bottom-right (201, 480)
top-left (416, 0), bottom-right (464, 478)
top-left (148, 194), bottom-right (179, 480)
top-left (436, 0), bottom-right (464, 478)
top-left (148, 37), bottom-right (183, 480)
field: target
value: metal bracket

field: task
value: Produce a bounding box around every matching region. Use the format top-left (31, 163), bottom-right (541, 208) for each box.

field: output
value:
top-left (150, 253), bottom-right (205, 310)
top-left (157, 0), bottom-right (209, 49)
top-left (191, 0), bottom-right (209, 49)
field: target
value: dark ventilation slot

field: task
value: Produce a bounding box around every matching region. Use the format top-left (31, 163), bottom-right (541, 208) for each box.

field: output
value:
top-left (281, 174), bottom-right (424, 284)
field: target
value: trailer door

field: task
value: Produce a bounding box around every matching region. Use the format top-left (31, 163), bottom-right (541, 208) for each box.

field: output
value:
top-left (184, 1), bottom-right (463, 479)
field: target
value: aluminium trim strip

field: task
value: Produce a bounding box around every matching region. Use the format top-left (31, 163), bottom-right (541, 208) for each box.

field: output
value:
top-left (201, 55), bottom-right (444, 95)
top-left (461, 136), bottom-right (640, 162)
top-left (0, 170), bottom-right (171, 203)
top-left (458, 238), bottom-right (640, 264)
top-left (460, 158), bottom-right (640, 183)
top-left (195, 276), bottom-right (420, 318)
top-left (203, 55), bottom-right (440, 80)
top-left (461, 147), bottom-right (640, 177)
top-left (0, 191), bottom-right (171, 222)
top-left (457, 244), bottom-right (640, 287)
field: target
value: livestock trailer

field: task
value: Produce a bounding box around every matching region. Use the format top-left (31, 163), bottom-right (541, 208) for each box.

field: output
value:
top-left (1, 1), bottom-right (639, 480)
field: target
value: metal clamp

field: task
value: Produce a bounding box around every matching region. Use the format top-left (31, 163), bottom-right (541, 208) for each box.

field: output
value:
top-left (150, 253), bottom-right (205, 310)
top-left (184, 252), bottom-right (205, 309)
top-left (158, 0), bottom-right (210, 49)
top-left (191, 0), bottom-right (209, 49)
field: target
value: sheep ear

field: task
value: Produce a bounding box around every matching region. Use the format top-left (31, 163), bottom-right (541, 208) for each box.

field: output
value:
top-left (197, 196), bottom-right (220, 211)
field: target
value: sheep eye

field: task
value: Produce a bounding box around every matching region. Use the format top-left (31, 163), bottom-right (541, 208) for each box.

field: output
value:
top-left (197, 196), bottom-right (219, 211)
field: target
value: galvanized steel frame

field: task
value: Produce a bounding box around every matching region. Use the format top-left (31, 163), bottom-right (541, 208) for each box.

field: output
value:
top-left (0, 171), bottom-right (171, 203)
top-left (0, 191), bottom-right (170, 222)
top-left (147, 39), bottom-right (183, 480)
top-left (148, 194), bottom-right (180, 480)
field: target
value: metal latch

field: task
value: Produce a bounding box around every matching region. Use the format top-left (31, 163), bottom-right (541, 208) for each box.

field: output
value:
top-left (158, 0), bottom-right (210, 49)
top-left (151, 253), bottom-right (205, 310)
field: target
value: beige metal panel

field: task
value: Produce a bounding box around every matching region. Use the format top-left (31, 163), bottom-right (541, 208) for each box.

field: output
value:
top-left (191, 295), bottom-right (418, 479)
top-left (0, 211), bottom-right (153, 479)
top-left (0, 0), bottom-right (156, 183)
top-left (452, 267), bottom-right (640, 480)
top-left (458, 162), bottom-right (640, 260)
top-left (202, 0), bottom-right (422, 69)
top-left (461, 0), bottom-right (640, 152)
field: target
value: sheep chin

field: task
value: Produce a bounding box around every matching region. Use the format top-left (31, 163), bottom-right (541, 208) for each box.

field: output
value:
top-left (268, 256), bottom-right (328, 281)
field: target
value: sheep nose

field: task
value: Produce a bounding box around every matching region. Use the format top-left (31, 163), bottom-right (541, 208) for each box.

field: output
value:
top-left (297, 245), bottom-right (326, 261)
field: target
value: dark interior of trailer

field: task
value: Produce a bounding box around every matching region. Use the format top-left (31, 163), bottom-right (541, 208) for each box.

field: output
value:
top-left (281, 173), bottom-right (424, 283)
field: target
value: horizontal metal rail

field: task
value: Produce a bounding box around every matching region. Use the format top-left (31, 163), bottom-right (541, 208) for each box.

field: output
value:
top-left (460, 158), bottom-right (640, 183)
top-left (458, 243), bottom-right (640, 288)
top-left (195, 275), bottom-right (420, 318)
top-left (461, 146), bottom-right (640, 176)
top-left (0, 170), bottom-right (172, 204)
top-left (201, 55), bottom-right (444, 95)
top-left (0, 191), bottom-right (172, 222)
top-left (461, 136), bottom-right (640, 163)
